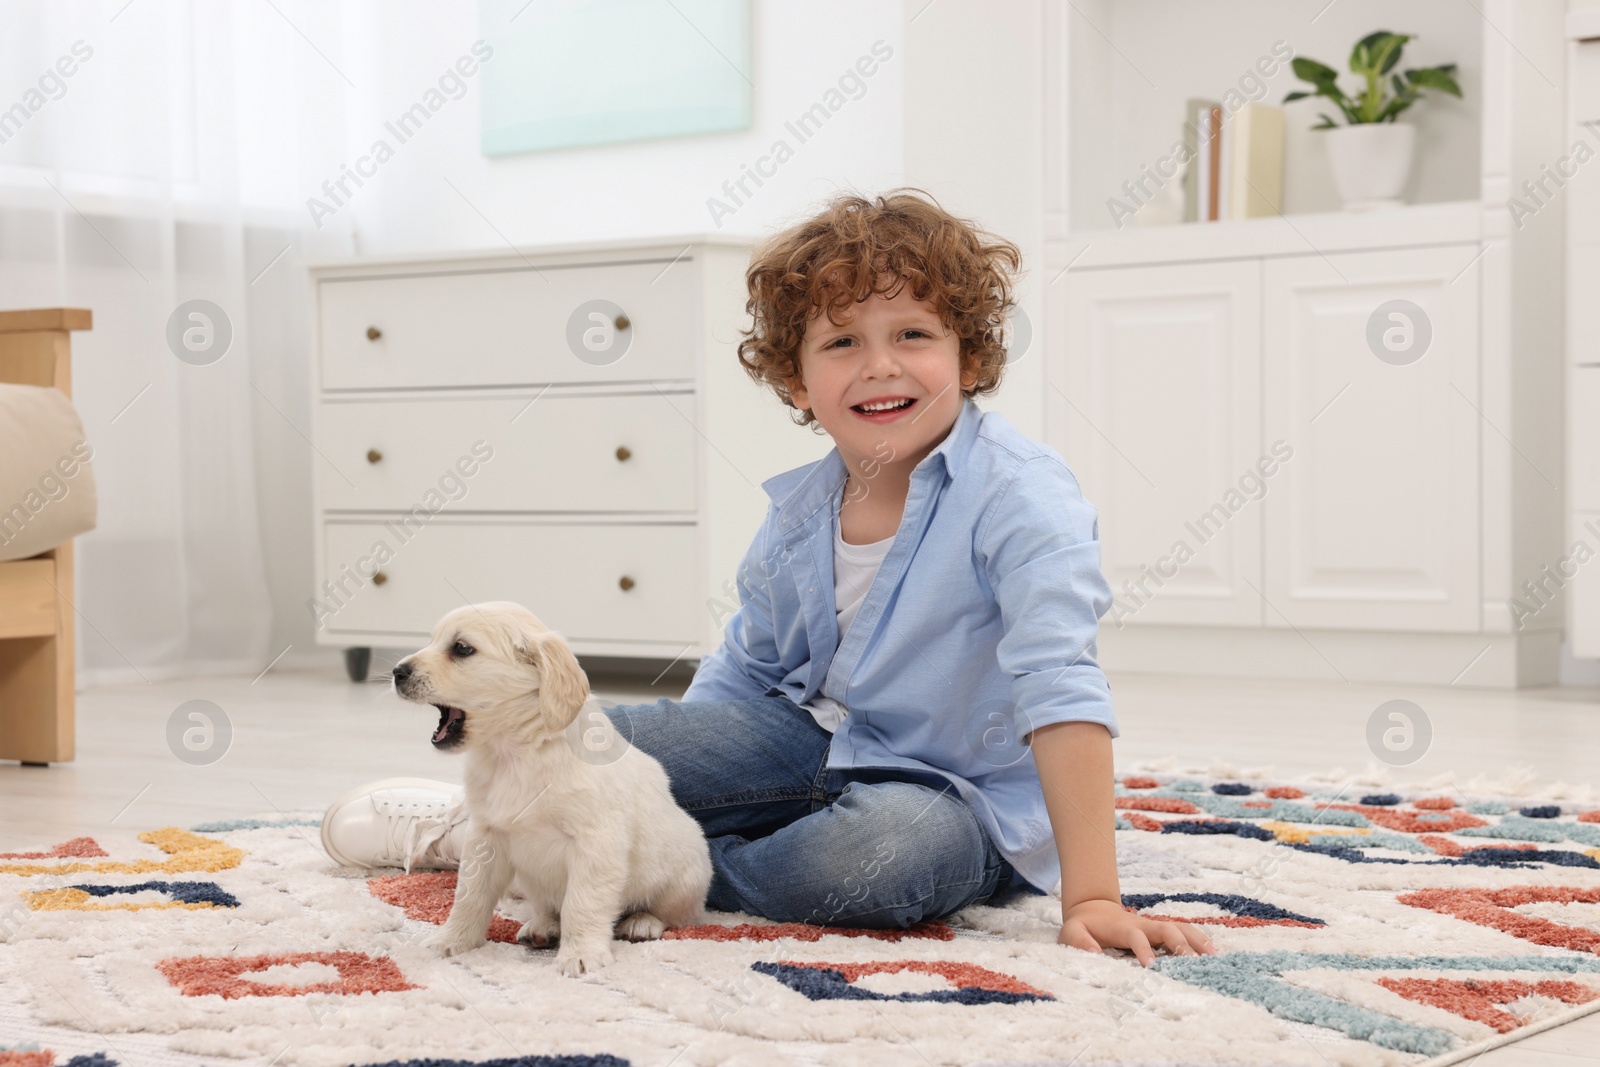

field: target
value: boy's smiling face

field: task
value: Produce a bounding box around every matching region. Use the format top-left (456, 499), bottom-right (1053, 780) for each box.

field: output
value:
top-left (788, 283), bottom-right (977, 484)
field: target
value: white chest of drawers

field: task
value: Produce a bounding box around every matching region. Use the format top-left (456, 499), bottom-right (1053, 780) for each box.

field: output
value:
top-left (307, 237), bottom-right (830, 680)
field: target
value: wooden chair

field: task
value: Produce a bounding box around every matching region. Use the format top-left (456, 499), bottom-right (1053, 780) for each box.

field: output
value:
top-left (0, 308), bottom-right (92, 766)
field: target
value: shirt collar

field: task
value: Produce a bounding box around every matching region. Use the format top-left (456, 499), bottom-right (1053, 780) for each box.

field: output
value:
top-left (762, 395), bottom-right (983, 540)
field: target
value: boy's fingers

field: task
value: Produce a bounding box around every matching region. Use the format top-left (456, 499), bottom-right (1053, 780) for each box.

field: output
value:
top-left (1060, 920), bottom-right (1102, 955)
top-left (1150, 921), bottom-right (1192, 956)
top-left (1127, 926), bottom-right (1154, 967)
top-left (1177, 922), bottom-right (1216, 954)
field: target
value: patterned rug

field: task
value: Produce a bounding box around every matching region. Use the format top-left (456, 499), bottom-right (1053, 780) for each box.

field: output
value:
top-left (4, 760), bottom-right (1600, 1067)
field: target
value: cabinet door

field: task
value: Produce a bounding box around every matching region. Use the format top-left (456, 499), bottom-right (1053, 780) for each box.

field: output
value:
top-left (1262, 245), bottom-right (1480, 631)
top-left (1057, 260), bottom-right (1263, 626)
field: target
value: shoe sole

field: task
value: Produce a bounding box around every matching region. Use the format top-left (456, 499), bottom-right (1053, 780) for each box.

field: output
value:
top-left (320, 775), bottom-right (464, 869)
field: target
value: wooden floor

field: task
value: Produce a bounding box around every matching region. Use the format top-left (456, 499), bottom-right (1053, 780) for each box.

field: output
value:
top-left (2, 662), bottom-right (1597, 1063)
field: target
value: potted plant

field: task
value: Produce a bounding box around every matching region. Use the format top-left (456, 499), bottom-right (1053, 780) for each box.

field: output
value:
top-left (1284, 31), bottom-right (1462, 211)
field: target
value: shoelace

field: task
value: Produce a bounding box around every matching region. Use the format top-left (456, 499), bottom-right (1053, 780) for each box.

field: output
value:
top-left (389, 792), bottom-right (468, 875)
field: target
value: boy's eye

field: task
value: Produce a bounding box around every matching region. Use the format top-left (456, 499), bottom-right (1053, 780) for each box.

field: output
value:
top-left (452, 641), bottom-right (475, 657)
top-left (825, 336), bottom-right (853, 349)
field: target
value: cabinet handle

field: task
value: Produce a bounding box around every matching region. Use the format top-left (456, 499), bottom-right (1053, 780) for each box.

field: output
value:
top-left (615, 446), bottom-right (632, 462)
top-left (618, 575), bottom-right (635, 591)
top-left (366, 326), bottom-right (382, 341)
top-left (372, 571), bottom-right (388, 586)
top-left (367, 449), bottom-right (382, 464)
top-left (614, 313), bottom-right (631, 331)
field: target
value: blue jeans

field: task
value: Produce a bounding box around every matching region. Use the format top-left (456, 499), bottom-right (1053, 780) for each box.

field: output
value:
top-left (601, 692), bottom-right (1023, 928)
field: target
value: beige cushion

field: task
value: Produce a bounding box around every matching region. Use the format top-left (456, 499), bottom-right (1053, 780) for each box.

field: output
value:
top-left (0, 383), bottom-right (97, 562)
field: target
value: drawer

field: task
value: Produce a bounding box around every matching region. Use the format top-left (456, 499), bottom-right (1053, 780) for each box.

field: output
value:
top-left (318, 520), bottom-right (699, 644)
top-left (314, 392), bottom-right (697, 513)
top-left (320, 261), bottom-right (696, 390)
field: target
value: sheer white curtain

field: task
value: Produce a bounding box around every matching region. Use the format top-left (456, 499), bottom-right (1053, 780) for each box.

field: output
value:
top-left (0, 0), bottom-right (357, 682)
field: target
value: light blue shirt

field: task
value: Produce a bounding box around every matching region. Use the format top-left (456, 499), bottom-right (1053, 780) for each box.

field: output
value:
top-left (682, 396), bottom-right (1119, 893)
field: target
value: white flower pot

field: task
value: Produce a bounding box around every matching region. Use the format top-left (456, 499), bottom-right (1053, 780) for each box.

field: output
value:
top-left (1322, 122), bottom-right (1416, 211)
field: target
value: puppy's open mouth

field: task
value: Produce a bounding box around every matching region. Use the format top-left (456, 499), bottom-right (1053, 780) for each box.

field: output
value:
top-left (431, 705), bottom-right (466, 748)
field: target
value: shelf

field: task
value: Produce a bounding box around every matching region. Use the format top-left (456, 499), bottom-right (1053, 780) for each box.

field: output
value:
top-left (1049, 199), bottom-right (1482, 269)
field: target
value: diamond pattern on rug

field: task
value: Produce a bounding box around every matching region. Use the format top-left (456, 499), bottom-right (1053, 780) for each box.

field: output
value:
top-left (5, 767), bottom-right (1600, 1067)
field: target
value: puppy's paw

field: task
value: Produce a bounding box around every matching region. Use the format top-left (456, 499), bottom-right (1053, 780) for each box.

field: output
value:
top-left (615, 911), bottom-right (667, 942)
top-left (555, 943), bottom-right (614, 977)
top-left (420, 929), bottom-right (485, 958)
top-left (517, 916), bottom-right (560, 948)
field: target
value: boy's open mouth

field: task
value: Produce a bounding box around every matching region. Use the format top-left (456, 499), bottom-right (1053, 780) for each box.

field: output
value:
top-left (431, 705), bottom-right (466, 748)
top-left (850, 397), bottom-right (916, 419)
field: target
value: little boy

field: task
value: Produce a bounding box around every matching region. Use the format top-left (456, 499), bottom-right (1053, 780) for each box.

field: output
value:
top-left (323, 189), bottom-right (1213, 965)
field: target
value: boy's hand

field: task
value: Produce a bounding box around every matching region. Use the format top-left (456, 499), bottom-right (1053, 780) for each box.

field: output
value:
top-left (1058, 898), bottom-right (1216, 967)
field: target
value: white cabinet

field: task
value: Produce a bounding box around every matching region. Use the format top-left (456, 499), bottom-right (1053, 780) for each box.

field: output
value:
top-left (1263, 246), bottom-right (1482, 632)
top-left (1043, 0), bottom-right (1570, 685)
top-left (307, 239), bottom-right (831, 678)
top-left (1059, 261), bottom-right (1262, 626)
top-left (1061, 243), bottom-right (1481, 636)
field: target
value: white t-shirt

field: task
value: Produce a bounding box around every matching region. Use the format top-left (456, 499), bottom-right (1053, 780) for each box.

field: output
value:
top-left (799, 510), bottom-right (895, 733)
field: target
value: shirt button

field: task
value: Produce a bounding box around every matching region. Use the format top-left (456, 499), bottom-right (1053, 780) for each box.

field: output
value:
top-left (809, 585), bottom-right (814, 592)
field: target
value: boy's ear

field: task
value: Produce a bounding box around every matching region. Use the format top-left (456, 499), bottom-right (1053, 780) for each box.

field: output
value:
top-left (788, 378), bottom-right (809, 411)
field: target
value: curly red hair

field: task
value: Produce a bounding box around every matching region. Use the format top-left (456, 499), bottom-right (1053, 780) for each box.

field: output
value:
top-left (737, 188), bottom-right (1022, 429)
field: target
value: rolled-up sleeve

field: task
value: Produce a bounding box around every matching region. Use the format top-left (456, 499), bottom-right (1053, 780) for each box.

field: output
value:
top-left (682, 506), bottom-right (790, 704)
top-left (977, 456), bottom-right (1119, 740)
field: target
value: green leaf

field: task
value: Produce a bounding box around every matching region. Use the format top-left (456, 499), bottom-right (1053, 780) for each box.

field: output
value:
top-left (1350, 31), bottom-right (1408, 76)
top-left (1371, 33), bottom-right (1410, 75)
top-left (1313, 113), bottom-right (1340, 129)
top-left (1292, 56), bottom-right (1340, 86)
top-left (1406, 66), bottom-right (1463, 97)
top-left (1283, 90), bottom-right (1311, 103)
top-left (1309, 82), bottom-right (1352, 108)
top-left (1376, 96), bottom-right (1414, 122)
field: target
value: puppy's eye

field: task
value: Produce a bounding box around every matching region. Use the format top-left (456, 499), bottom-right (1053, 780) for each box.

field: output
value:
top-left (452, 641), bottom-right (475, 657)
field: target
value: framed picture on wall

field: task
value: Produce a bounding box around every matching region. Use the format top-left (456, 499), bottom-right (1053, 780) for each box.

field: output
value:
top-left (479, 0), bottom-right (753, 155)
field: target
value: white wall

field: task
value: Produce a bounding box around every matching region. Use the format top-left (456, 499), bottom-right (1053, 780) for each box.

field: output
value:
top-left (262, 0), bottom-right (1059, 666)
top-left (338, 1), bottom-right (906, 251)
top-left (901, 0), bottom-right (1046, 441)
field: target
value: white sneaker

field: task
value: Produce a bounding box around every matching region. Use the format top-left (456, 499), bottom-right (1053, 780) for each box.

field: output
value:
top-left (320, 777), bottom-right (467, 873)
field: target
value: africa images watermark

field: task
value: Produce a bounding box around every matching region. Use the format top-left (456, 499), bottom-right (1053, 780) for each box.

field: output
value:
top-left (1106, 39), bottom-right (1295, 228)
top-left (307, 441), bottom-right (495, 629)
top-left (1106, 440), bottom-right (1295, 628)
top-left (706, 39), bottom-right (895, 228)
top-left (0, 440), bottom-right (95, 553)
top-left (0, 40), bottom-right (93, 147)
top-left (1507, 119), bottom-right (1600, 230)
top-left (306, 40), bottom-right (494, 229)
top-left (1508, 517), bottom-right (1600, 630)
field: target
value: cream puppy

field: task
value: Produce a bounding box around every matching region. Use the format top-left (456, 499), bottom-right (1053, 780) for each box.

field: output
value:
top-left (392, 601), bottom-right (712, 976)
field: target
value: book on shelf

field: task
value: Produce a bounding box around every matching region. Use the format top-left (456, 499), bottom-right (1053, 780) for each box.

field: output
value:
top-left (1183, 97), bottom-right (1218, 223)
top-left (1228, 103), bottom-right (1285, 219)
top-left (1182, 99), bottom-right (1284, 223)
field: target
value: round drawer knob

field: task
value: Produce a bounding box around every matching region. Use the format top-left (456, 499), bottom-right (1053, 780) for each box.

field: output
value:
top-left (614, 314), bottom-right (631, 331)
top-left (366, 326), bottom-right (382, 341)
top-left (366, 449), bottom-right (382, 464)
top-left (372, 571), bottom-right (388, 586)
top-left (618, 575), bottom-right (635, 592)
top-left (615, 446), bottom-right (632, 462)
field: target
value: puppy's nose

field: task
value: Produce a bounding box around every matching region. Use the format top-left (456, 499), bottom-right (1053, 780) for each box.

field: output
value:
top-left (392, 662), bottom-right (413, 685)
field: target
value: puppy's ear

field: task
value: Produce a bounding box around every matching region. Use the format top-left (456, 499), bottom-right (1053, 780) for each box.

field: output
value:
top-left (533, 632), bottom-right (590, 720)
